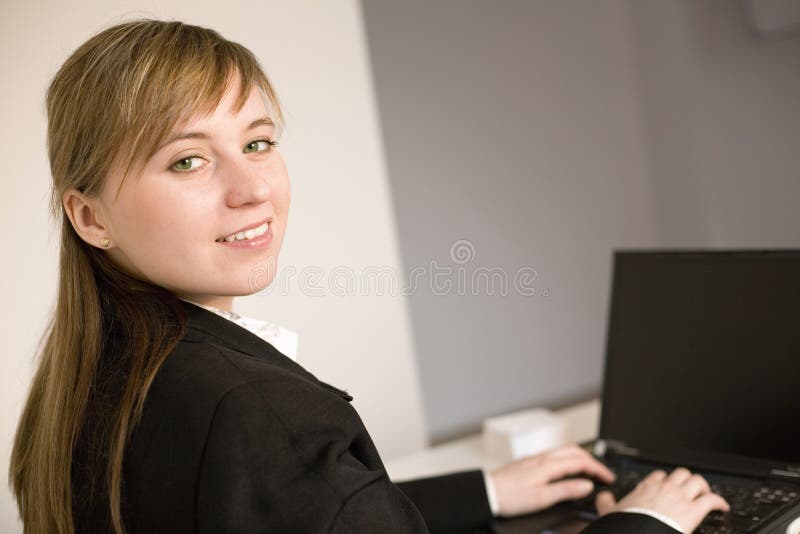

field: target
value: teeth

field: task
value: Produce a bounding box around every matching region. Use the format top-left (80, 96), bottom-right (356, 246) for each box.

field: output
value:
top-left (218, 221), bottom-right (269, 242)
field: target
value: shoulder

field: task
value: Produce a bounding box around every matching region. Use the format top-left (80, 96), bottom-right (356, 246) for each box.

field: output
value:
top-left (137, 337), bottom-right (351, 440)
top-left (127, 337), bottom-right (320, 459)
top-left (150, 338), bottom-right (311, 408)
top-left (123, 339), bottom-right (341, 526)
top-left (122, 319), bottom-right (368, 531)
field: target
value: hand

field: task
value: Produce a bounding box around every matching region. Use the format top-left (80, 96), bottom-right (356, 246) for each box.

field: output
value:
top-left (488, 443), bottom-right (616, 517)
top-left (595, 467), bottom-right (730, 533)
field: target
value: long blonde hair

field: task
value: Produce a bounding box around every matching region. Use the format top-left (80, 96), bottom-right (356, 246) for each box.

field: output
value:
top-left (10, 19), bottom-right (284, 533)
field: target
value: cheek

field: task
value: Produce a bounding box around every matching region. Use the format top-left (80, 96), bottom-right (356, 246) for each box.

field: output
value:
top-left (279, 184), bottom-right (291, 211)
top-left (271, 157), bottom-right (291, 208)
top-left (275, 175), bottom-right (291, 212)
top-left (117, 188), bottom-right (216, 262)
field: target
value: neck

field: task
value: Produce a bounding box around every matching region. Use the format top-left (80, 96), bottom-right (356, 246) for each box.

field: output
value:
top-left (176, 294), bottom-right (235, 312)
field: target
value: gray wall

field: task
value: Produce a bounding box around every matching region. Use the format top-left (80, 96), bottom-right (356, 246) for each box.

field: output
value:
top-left (361, 0), bottom-right (800, 441)
top-left (630, 0), bottom-right (800, 247)
top-left (361, 0), bottom-right (657, 441)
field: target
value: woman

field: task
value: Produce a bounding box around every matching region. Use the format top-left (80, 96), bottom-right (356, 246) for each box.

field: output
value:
top-left (9, 19), bottom-right (729, 533)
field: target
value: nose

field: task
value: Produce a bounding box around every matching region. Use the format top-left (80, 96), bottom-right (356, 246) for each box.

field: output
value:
top-left (219, 152), bottom-right (272, 207)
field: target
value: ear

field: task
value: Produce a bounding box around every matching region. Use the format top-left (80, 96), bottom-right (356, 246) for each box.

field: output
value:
top-left (62, 188), bottom-right (113, 249)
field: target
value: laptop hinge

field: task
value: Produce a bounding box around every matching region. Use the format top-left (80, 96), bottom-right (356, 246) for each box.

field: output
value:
top-left (593, 439), bottom-right (639, 459)
top-left (769, 467), bottom-right (800, 482)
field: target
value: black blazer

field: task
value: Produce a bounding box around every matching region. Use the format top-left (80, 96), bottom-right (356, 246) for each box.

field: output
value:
top-left (72, 299), bottom-right (678, 533)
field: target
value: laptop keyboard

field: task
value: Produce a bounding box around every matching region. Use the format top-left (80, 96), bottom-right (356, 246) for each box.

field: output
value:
top-left (565, 461), bottom-right (800, 533)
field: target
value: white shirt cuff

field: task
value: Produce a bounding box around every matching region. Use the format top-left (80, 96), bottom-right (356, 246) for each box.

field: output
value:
top-left (481, 468), bottom-right (499, 516)
top-left (620, 508), bottom-right (684, 533)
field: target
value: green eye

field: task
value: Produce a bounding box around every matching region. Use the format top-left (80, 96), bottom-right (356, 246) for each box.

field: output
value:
top-left (244, 139), bottom-right (278, 154)
top-left (170, 139), bottom-right (278, 174)
top-left (172, 157), bottom-right (202, 172)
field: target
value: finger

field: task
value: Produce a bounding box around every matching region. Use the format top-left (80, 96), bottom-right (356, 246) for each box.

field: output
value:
top-left (556, 446), bottom-right (617, 482)
top-left (681, 474), bottom-right (711, 499)
top-left (538, 478), bottom-right (595, 508)
top-left (690, 492), bottom-right (731, 524)
top-left (544, 451), bottom-right (617, 484)
top-left (594, 461), bottom-right (617, 483)
top-left (541, 456), bottom-right (616, 484)
top-left (667, 467), bottom-right (693, 486)
top-left (548, 444), bottom-right (606, 465)
top-left (595, 490), bottom-right (616, 516)
top-left (640, 469), bottom-right (667, 487)
top-left (548, 443), bottom-right (588, 458)
top-left (584, 459), bottom-right (616, 484)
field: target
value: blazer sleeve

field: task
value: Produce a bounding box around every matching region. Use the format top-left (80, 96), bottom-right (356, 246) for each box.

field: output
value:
top-left (580, 512), bottom-right (682, 533)
top-left (395, 470), bottom-right (494, 534)
top-left (194, 379), bottom-right (429, 533)
top-left (393, 473), bottom-right (682, 534)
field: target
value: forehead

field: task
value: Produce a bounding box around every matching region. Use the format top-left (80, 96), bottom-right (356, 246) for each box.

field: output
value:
top-left (179, 80), bottom-right (271, 130)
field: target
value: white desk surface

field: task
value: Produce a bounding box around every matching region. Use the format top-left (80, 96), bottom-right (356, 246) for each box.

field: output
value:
top-left (386, 398), bottom-right (601, 481)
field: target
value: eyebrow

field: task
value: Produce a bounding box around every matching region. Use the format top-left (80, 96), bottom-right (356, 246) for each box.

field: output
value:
top-left (157, 117), bottom-right (275, 152)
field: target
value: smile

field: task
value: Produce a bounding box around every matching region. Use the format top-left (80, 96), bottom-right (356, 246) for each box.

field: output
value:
top-left (216, 221), bottom-right (270, 243)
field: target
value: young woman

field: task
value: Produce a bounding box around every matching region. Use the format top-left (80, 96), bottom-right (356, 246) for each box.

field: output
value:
top-left (9, 19), bottom-right (729, 534)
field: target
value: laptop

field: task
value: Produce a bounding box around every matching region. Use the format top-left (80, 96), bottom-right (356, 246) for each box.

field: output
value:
top-left (561, 250), bottom-right (800, 534)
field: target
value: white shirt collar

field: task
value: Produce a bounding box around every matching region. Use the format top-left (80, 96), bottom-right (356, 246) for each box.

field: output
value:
top-left (178, 298), bottom-right (299, 362)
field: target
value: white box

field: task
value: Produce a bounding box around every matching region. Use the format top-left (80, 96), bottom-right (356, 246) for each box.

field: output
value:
top-left (482, 408), bottom-right (568, 463)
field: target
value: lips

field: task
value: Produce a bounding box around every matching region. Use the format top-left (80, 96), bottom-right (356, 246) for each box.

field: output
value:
top-left (217, 217), bottom-right (272, 241)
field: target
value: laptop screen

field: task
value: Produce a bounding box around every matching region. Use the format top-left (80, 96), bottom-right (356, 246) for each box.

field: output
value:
top-left (599, 250), bottom-right (800, 465)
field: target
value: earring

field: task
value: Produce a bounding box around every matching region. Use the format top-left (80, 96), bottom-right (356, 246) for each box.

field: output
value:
top-left (100, 238), bottom-right (110, 248)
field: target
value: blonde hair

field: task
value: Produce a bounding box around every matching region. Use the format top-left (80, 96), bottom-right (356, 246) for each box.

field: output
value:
top-left (10, 18), bottom-right (284, 533)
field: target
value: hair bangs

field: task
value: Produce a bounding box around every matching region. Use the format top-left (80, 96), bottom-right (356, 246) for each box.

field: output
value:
top-left (110, 21), bottom-right (284, 200)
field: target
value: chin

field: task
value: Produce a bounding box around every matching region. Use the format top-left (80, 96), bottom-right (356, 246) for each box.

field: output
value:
top-left (213, 275), bottom-right (272, 297)
top-left (243, 263), bottom-right (279, 295)
top-left (247, 276), bottom-right (276, 296)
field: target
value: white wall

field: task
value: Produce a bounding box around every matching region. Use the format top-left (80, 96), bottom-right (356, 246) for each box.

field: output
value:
top-left (0, 1), bottom-right (427, 529)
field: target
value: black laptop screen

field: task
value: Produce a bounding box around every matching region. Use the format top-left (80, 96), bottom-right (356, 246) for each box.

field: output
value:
top-left (600, 250), bottom-right (800, 465)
